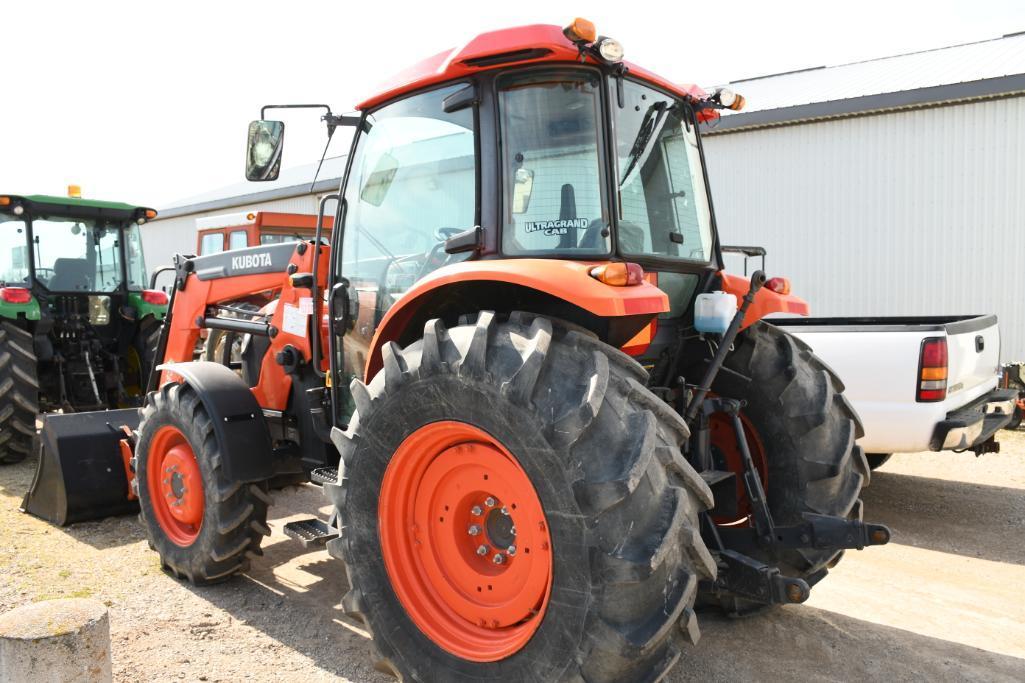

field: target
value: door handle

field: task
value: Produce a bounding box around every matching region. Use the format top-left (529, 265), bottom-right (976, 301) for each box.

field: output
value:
top-left (975, 336), bottom-right (985, 353)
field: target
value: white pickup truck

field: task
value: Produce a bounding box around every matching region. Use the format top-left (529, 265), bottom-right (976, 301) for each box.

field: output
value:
top-left (772, 315), bottom-right (1018, 469)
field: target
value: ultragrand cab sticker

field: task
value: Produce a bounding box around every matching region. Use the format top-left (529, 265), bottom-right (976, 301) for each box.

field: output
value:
top-left (524, 218), bottom-right (588, 236)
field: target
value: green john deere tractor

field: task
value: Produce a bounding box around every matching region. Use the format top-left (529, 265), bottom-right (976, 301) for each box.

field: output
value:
top-left (0, 192), bottom-right (168, 463)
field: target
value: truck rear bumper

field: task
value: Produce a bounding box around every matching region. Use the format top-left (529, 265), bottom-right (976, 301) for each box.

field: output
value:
top-left (930, 388), bottom-right (1018, 452)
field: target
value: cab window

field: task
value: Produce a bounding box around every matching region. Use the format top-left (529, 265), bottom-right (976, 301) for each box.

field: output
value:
top-left (200, 232), bottom-right (223, 255)
top-left (498, 70), bottom-right (609, 255)
top-left (229, 230), bottom-right (249, 250)
top-left (340, 83), bottom-right (477, 302)
top-left (612, 80), bottom-right (714, 261)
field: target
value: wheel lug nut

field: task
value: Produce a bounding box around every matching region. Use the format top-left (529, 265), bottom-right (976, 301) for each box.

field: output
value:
top-left (500, 506), bottom-right (509, 516)
top-left (510, 526), bottom-right (516, 536)
top-left (484, 497), bottom-right (496, 508)
top-left (507, 545), bottom-right (517, 556)
top-left (470, 505), bottom-right (483, 516)
top-left (492, 553), bottom-right (505, 565)
top-left (476, 544), bottom-right (489, 556)
top-left (467, 524), bottom-right (481, 536)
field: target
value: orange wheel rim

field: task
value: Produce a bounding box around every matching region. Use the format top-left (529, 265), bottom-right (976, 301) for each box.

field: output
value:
top-left (378, 421), bottom-right (553, 662)
top-left (709, 411), bottom-right (768, 525)
top-left (147, 425), bottom-right (204, 546)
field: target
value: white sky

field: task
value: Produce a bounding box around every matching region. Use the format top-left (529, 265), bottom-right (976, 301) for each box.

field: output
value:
top-left (2, 0), bottom-right (1023, 208)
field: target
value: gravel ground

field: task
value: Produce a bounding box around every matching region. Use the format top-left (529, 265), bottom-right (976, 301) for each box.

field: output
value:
top-left (2, 430), bottom-right (1024, 682)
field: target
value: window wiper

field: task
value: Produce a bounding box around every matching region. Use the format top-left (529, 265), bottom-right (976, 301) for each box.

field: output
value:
top-left (619, 101), bottom-right (670, 189)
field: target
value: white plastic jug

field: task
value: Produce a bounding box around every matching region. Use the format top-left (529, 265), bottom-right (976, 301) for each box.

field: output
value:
top-left (694, 291), bottom-right (737, 335)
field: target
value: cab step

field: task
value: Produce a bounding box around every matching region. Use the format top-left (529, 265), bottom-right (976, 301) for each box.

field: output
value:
top-left (310, 467), bottom-right (338, 485)
top-left (283, 518), bottom-right (338, 548)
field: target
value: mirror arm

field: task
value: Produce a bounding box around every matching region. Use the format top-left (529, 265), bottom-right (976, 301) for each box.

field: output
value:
top-left (323, 114), bottom-right (363, 136)
top-left (259, 104), bottom-right (363, 136)
top-left (260, 103), bottom-right (332, 119)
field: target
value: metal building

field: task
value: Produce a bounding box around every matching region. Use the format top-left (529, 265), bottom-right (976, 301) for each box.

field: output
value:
top-left (702, 32), bottom-right (1025, 361)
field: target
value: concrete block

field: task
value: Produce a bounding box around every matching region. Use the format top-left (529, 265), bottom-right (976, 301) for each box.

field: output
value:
top-left (0, 598), bottom-right (111, 682)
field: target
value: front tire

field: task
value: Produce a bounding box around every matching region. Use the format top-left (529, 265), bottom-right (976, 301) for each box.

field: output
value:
top-left (0, 322), bottom-right (39, 465)
top-left (135, 382), bottom-right (271, 584)
top-left (325, 312), bottom-right (715, 682)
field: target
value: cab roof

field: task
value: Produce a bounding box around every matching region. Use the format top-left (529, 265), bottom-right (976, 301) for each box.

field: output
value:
top-left (358, 23), bottom-right (708, 111)
top-left (2, 194), bottom-right (154, 219)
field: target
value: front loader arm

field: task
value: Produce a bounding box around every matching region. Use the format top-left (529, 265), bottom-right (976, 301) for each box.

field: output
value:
top-left (158, 242), bottom-right (330, 410)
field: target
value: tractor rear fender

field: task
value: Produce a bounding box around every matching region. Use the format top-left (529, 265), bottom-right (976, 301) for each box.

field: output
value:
top-left (155, 361), bottom-right (274, 482)
top-left (719, 271), bottom-right (810, 329)
top-left (363, 259), bottom-right (669, 381)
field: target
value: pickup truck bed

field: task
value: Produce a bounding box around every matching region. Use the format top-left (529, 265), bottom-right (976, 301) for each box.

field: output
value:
top-left (773, 315), bottom-right (1015, 455)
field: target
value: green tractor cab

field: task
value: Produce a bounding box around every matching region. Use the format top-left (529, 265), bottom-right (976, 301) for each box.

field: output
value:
top-left (0, 192), bottom-right (167, 464)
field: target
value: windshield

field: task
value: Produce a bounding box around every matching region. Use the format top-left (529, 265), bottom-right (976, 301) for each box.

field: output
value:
top-left (613, 80), bottom-right (714, 261)
top-left (31, 215), bottom-right (134, 292)
top-left (0, 214), bottom-right (31, 285)
top-left (499, 70), bottom-right (610, 255)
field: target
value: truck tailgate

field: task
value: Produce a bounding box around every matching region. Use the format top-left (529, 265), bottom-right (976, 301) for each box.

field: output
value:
top-left (771, 315), bottom-right (1002, 453)
top-left (945, 315), bottom-right (1001, 403)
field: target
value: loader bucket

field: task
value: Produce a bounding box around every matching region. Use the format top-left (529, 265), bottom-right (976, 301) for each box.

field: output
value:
top-left (21, 409), bottom-right (142, 526)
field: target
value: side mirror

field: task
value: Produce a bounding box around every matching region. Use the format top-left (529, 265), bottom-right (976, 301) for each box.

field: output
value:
top-left (512, 168), bottom-right (534, 214)
top-left (246, 120), bottom-right (285, 181)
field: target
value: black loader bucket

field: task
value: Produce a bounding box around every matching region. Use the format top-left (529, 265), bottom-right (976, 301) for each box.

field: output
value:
top-left (21, 409), bottom-right (142, 525)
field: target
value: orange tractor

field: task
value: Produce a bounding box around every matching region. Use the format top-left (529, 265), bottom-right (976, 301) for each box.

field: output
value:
top-left (25, 20), bottom-right (888, 681)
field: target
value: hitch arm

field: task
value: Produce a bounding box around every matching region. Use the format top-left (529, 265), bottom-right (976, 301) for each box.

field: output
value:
top-left (717, 513), bottom-right (891, 554)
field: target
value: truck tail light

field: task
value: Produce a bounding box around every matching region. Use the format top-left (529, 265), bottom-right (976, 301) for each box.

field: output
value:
top-left (917, 337), bottom-right (947, 402)
top-left (0, 287), bottom-right (32, 304)
top-left (141, 289), bottom-right (169, 305)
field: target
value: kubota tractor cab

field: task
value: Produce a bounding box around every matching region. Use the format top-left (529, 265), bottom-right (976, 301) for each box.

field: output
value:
top-left (24, 20), bottom-right (889, 682)
top-left (0, 191), bottom-right (167, 463)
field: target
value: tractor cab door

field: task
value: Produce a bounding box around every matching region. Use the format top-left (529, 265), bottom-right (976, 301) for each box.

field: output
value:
top-left (328, 83), bottom-right (479, 425)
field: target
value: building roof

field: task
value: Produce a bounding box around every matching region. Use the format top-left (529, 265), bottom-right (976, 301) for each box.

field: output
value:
top-left (707, 31), bottom-right (1025, 133)
top-left (157, 155), bottom-right (348, 219)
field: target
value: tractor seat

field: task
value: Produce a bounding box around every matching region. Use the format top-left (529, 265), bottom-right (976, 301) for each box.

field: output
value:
top-left (48, 258), bottom-right (92, 291)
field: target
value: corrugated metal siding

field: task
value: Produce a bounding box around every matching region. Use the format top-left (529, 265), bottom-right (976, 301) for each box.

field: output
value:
top-left (142, 194), bottom-right (325, 268)
top-left (704, 95), bottom-right (1025, 361)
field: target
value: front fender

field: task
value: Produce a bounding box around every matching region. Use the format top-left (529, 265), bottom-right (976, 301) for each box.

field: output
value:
top-left (364, 259), bottom-right (669, 380)
top-left (155, 361), bottom-right (273, 482)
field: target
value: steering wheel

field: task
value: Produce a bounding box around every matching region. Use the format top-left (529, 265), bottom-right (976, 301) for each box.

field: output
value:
top-left (417, 227), bottom-right (466, 281)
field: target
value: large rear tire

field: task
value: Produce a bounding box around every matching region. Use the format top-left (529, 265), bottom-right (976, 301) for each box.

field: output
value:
top-left (712, 322), bottom-right (869, 598)
top-left (0, 322), bottom-right (39, 465)
top-left (325, 312), bottom-right (715, 682)
top-left (134, 382), bottom-right (271, 584)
